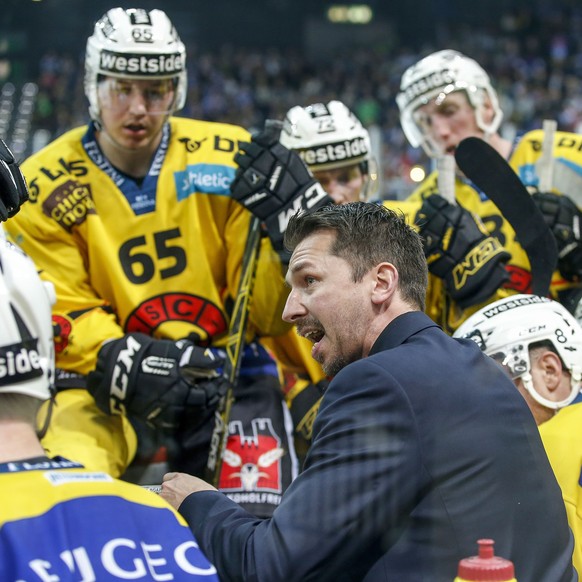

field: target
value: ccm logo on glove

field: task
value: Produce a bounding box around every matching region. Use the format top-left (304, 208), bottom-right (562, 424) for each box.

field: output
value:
top-left (88, 333), bottom-right (225, 430)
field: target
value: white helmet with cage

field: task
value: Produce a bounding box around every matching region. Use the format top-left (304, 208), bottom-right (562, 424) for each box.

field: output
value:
top-left (454, 294), bottom-right (582, 410)
top-left (280, 101), bottom-right (378, 199)
top-left (85, 7), bottom-right (187, 122)
top-left (0, 228), bottom-right (56, 401)
top-left (396, 49), bottom-right (503, 157)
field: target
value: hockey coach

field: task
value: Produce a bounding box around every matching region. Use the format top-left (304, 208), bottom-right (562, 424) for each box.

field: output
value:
top-left (161, 203), bottom-right (576, 581)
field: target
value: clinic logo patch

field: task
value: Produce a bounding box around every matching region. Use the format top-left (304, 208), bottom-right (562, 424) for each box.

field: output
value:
top-left (174, 163), bottom-right (235, 200)
top-left (42, 180), bottom-right (96, 232)
top-left (219, 418), bottom-right (284, 494)
top-left (125, 292), bottom-right (227, 339)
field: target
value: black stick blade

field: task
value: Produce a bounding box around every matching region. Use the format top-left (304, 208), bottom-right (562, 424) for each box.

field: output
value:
top-left (455, 137), bottom-right (557, 297)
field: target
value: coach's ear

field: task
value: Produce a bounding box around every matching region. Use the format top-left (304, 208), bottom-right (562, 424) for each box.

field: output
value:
top-left (371, 262), bottom-right (398, 305)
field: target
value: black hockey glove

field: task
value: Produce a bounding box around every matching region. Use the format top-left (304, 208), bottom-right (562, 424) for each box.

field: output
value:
top-left (415, 194), bottom-right (510, 308)
top-left (0, 139), bottom-right (29, 221)
top-left (87, 333), bottom-right (226, 431)
top-left (532, 191), bottom-right (582, 282)
top-left (230, 120), bottom-right (332, 256)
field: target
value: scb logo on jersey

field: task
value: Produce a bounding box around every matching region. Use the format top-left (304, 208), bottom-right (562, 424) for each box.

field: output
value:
top-left (125, 292), bottom-right (227, 340)
top-left (174, 164), bottom-right (235, 200)
top-left (0, 339), bottom-right (43, 387)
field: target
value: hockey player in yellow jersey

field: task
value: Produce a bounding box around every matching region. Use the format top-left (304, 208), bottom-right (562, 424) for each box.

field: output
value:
top-left (455, 295), bottom-right (582, 575)
top-left (395, 49), bottom-right (582, 332)
top-left (5, 8), bottom-right (297, 517)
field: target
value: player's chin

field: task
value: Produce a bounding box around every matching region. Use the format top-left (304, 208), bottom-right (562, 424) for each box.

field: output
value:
top-left (120, 132), bottom-right (155, 149)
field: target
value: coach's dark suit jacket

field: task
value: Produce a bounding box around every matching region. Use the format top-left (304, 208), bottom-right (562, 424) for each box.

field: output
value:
top-left (180, 312), bottom-right (576, 582)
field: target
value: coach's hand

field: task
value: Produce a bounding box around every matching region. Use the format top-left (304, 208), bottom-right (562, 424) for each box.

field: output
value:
top-left (161, 472), bottom-right (216, 509)
top-left (0, 139), bottom-right (29, 221)
top-left (87, 333), bottom-right (226, 430)
top-left (230, 120), bottom-right (332, 256)
top-left (532, 191), bottom-right (582, 282)
top-left (415, 194), bottom-right (510, 308)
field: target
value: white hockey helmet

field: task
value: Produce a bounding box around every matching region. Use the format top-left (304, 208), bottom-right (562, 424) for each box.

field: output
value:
top-left (281, 101), bottom-right (372, 171)
top-left (454, 294), bottom-right (582, 410)
top-left (280, 101), bottom-right (378, 199)
top-left (0, 228), bottom-right (56, 401)
top-left (396, 50), bottom-right (503, 157)
top-left (85, 7), bottom-right (187, 122)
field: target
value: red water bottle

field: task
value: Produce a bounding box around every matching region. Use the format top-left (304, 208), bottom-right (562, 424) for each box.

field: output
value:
top-left (454, 539), bottom-right (517, 582)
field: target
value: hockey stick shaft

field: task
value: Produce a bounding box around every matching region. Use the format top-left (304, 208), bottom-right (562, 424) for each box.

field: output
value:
top-left (538, 119), bottom-right (557, 192)
top-left (455, 137), bottom-right (558, 297)
top-left (436, 154), bottom-right (456, 205)
top-left (205, 215), bottom-right (262, 486)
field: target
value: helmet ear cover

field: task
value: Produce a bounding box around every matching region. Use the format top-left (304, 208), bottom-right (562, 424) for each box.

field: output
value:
top-left (85, 8), bottom-right (187, 122)
top-left (454, 294), bottom-right (582, 410)
top-left (396, 50), bottom-right (503, 157)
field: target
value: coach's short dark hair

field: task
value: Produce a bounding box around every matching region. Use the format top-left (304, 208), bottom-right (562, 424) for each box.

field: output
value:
top-left (284, 202), bottom-right (428, 310)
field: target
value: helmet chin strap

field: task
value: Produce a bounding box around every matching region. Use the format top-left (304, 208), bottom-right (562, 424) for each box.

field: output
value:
top-left (37, 392), bottom-right (56, 440)
top-left (522, 371), bottom-right (581, 410)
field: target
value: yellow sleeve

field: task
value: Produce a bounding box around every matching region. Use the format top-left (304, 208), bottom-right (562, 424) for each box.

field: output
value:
top-left (510, 129), bottom-right (582, 299)
top-left (38, 389), bottom-right (137, 476)
top-left (6, 128), bottom-right (125, 378)
top-left (539, 403), bottom-right (582, 575)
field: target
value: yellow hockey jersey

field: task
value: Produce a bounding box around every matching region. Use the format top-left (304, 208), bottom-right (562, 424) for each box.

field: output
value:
top-left (5, 118), bottom-right (291, 474)
top-left (539, 402), bottom-right (582, 575)
top-left (7, 118), bottom-right (290, 383)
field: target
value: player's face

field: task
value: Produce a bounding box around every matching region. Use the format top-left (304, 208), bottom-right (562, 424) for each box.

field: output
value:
top-left (413, 91), bottom-right (481, 155)
top-left (97, 77), bottom-right (176, 150)
top-left (283, 230), bottom-right (371, 377)
top-left (312, 164), bottom-right (366, 205)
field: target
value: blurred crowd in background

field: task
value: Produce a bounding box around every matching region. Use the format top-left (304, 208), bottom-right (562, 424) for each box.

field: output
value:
top-left (2, 4), bottom-right (582, 199)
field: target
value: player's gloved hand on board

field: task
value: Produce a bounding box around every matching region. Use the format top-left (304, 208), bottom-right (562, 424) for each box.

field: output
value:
top-left (87, 333), bottom-right (227, 430)
top-left (230, 120), bottom-right (332, 260)
top-left (0, 138), bottom-right (29, 221)
top-left (415, 194), bottom-right (510, 308)
top-left (531, 190), bottom-right (582, 282)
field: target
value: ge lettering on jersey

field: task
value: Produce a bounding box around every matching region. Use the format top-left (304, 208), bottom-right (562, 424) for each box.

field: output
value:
top-left (0, 478), bottom-right (218, 581)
